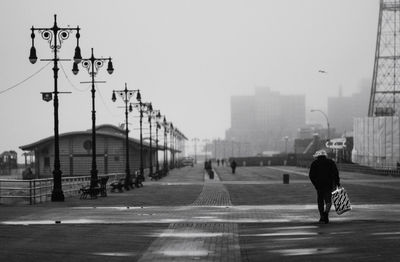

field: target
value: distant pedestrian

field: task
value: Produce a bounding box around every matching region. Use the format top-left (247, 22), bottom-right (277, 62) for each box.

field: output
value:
top-left (309, 150), bottom-right (340, 224)
top-left (230, 160), bottom-right (237, 174)
top-left (217, 159), bottom-right (220, 166)
top-left (22, 167), bottom-right (34, 180)
top-left (221, 159), bottom-right (225, 166)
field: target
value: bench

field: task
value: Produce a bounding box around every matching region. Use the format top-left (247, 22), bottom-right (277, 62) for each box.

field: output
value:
top-left (98, 176), bottom-right (109, 197)
top-left (135, 174), bottom-right (144, 187)
top-left (150, 171), bottom-right (161, 180)
top-left (150, 169), bottom-right (167, 180)
top-left (79, 176), bottom-right (109, 199)
top-left (110, 173), bottom-right (143, 192)
top-left (110, 179), bottom-right (125, 192)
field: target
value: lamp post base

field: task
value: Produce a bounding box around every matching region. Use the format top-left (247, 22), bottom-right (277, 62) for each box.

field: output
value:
top-left (124, 170), bottom-right (131, 190)
top-left (90, 169), bottom-right (98, 189)
top-left (51, 169), bottom-right (64, 202)
top-left (51, 189), bottom-right (65, 202)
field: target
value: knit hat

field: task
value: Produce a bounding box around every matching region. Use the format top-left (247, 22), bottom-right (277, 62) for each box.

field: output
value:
top-left (313, 149), bottom-right (327, 158)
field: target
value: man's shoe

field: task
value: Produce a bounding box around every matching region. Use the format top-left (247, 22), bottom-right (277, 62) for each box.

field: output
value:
top-left (324, 212), bottom-right (329, 224)
top-left (319, 213), bottom-right (325, 223)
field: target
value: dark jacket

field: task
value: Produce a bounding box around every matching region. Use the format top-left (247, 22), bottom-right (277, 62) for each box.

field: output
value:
top-left (309, 156), bottom-right (340, 191)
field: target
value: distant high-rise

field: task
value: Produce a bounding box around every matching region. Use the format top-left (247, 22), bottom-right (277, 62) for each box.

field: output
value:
top-left (226, 87), bottom-right (305, 155)
top-left (328, 85), bottom-right (370, 135)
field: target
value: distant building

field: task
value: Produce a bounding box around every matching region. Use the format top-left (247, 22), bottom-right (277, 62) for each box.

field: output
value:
top-left (226, 87), bottom-right (305, 155)
top-left (19, 125), bottom-right (165, 178)
top-left (296, 124), bottom-right (338, 141)
top-left (0, 150), bottom-right (18, 175)
top-left (328, 86), bottom-right (370, 134)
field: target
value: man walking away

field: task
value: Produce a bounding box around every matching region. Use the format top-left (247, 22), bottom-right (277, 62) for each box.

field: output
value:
top-left (309, 150), bottom-right (340, 224)
top-left (230, 160), bottom-right (237, 174)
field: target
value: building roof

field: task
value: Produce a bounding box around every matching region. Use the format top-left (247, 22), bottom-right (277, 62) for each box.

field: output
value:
top-left (20, 124), bottom-right (178, 152)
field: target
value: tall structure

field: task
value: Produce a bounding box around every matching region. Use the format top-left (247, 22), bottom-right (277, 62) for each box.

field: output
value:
top-left (353, 1), bottom-right (400, 168)
top-left (226, 87), bottom-right (305, 155)
top-left (369, 0), bottom-right (400, 116)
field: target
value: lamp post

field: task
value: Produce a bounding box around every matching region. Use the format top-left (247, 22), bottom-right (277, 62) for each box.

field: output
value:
top-left (169, 123), bottom-right (174, 169)
top-left (203, 139), bottom-right (210, 161)
top-left (162, 116), bottom-right (169, 172)
top-left (214, 139), bottom-right (218, 160)
top-left (29, 14), bottom-right (82, 202)
top-left (151, 111), bottom-right (162, 174)
top-left (231, 139), bottom-right (234, 158)
top-left (155, 113), bottom-right (163, 173)
top-left (223, 140), bottom-right (226, 160)
top-left (112, 84), bottom-right (140, 189)
top-left (147, 108), bottom-right (160, 177)
top-left (310, 109), bottom-right (330, 141)
top-left (192, 138), bottom-right (199, 164)
top-left (73, 48), bottom-right (113, 190)
top-left (132, 100), bottom-right (152, 181)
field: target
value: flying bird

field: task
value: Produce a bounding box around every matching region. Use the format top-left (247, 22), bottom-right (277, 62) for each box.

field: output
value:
top-left (318, 70), bottom-right (327, 74)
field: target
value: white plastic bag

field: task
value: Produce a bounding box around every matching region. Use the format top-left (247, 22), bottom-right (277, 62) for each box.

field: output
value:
top-left (332, 186), bottom-right (352, 215)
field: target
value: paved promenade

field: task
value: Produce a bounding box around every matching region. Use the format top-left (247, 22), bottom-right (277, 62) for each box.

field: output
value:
top-left (1, 165), bottom-right (400, 261)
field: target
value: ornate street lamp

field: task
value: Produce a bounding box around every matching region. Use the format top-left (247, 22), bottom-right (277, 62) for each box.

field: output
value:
top-left (29, 14), bottom-right (82, 202)
top-left (154, 112), bottom-right (162, 173)
top-left (131, 100), bottom-right (152, 181)
top-left (162, 116), bottom-right (169, 173)
top-left (192, 138), bottom-right (199, 164)
top-left (73, 48), bottom-right (113, 190)
top-left (112, 84), bottom-right (140, 189)
top-left (146, 107), bottom-right (160, 177)
top-left (169, 123), bottom-right (175, 169)
top-left (310, 109), bottom-right (330, 141)
top-left (203, 139), bottom-right (210, 161)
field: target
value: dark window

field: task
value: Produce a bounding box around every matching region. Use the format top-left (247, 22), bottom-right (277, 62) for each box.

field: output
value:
top-left (44, 157), bottom-right (50, 167)
top-left (83, 140), bottom-right (92, 151)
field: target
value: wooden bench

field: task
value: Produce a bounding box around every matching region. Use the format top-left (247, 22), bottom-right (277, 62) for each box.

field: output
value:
top-left (79, 186), bottom-right (92, 199)
top-left (98, 176), bottom-right (109, 197)
top-left (110, 179), bottom-right (125, 192)
top-left (150, 170), bottom-right (165, 180)
top-left (133, 171), bottom-right (143, 187)
top-left (150, 171), bottom-right (160, 180)
top-left (79, 176), bottom-right (109, 199)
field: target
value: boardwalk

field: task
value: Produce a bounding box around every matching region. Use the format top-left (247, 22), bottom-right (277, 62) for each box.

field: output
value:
top-left (1, 165), bottom-right (400, 261)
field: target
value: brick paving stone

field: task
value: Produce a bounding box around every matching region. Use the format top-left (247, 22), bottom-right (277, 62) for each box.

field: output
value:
top-left (138, 223), bottom-right (240, 262)
top-left (191, 170), bottom-right (232, 206)
top-left (2, 166), bottom-right (400, 261)
top-left (138, 169), bottom-right (241, 261)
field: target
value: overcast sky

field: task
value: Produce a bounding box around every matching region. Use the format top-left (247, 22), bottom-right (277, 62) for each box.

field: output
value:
top-left (0, 0), bottom-right (379, 157)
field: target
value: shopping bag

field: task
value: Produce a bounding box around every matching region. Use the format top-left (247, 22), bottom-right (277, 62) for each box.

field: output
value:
top-left (331, 186), bottom-right (352, 215)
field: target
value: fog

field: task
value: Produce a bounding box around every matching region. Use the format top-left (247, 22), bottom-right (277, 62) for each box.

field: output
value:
top-left (0, 0), bottom-right (378, 157)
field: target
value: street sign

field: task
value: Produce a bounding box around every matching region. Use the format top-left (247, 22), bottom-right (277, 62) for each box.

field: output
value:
top-left (326, 138), bottom-right (346, 149)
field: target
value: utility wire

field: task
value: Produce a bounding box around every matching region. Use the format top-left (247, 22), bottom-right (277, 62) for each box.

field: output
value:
top-left (96, 85), bottom-right (120, 117)
top-left (59, 61), bottom-right (119, 117)
top-left (59, 62), bottom-right (89, 92)
top-left (0, 62), bottom-right (51, 95)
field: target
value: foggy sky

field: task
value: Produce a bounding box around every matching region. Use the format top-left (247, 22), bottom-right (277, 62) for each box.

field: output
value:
top-left (0, 0), bottom-right (378, 157)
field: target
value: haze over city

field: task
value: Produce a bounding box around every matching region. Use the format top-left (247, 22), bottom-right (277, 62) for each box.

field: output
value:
top-left (3, 2), bottom-right (400, 261)
top-left (0, 0), bottom-right (378, 157)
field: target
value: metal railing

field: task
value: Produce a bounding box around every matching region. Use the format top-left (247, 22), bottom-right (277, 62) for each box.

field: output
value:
top-left (0, 173), bottom-right (125, 205)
